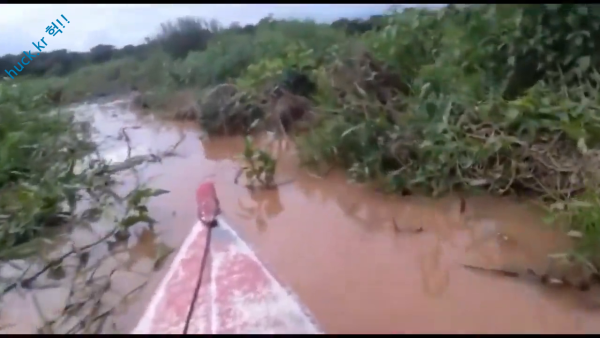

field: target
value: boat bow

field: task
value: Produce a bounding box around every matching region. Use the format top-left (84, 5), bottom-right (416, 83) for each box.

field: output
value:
top-left (132, 215), bottom-right (321, 334)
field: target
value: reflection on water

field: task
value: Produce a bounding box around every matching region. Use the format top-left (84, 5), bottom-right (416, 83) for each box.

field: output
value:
top-left (2, 96), bottom-right (600, 334)
top-left (236, 188), bottom-right (284, 233)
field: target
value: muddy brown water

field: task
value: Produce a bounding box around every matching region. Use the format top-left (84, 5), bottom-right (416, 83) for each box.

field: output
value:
top-left (2, 97), bottom-right (600, 333)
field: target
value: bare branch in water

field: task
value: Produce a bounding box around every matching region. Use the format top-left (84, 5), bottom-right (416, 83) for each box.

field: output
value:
top-left (2, 229), bottom-right (117, 295)
top-left (392, 218), bottom-right (424, 234)
top-left (99, 130), bottom-right (186, 175)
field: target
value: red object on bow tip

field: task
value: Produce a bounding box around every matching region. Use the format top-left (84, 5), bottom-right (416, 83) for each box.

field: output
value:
top-left (196, 180), bottom-right (220, 226)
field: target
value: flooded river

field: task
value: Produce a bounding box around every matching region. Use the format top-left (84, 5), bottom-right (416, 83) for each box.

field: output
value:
top-left (2, 97), bottom-right (600, 333)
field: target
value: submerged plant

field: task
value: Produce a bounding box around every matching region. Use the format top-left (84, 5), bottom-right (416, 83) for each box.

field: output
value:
top-left (236, 136), bottom-right (277, 189)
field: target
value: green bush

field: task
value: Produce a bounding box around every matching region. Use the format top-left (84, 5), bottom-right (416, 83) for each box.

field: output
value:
top-left (0, 83), bottom-right (96, 254)
top-left (235, 5), bottom-right (600, 264)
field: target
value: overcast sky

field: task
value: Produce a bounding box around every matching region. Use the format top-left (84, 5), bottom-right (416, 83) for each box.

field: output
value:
top-left (0, 4), bottom-right (426, 56)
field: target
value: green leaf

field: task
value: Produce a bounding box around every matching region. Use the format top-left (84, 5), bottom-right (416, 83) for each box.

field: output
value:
top-left (577, 138), bottom-right (588, 154)
top-left (150, 189), bottom-right (170, 197)
top-left (577, 56), bottom-right (591, 72)
top-left (120, 214), bottom-right (156, 228)
top-left (506, 108), bottom-right (520, 121)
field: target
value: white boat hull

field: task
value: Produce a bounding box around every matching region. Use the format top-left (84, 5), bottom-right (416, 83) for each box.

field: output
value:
top-left (132, 217), bottom-right (321, 334)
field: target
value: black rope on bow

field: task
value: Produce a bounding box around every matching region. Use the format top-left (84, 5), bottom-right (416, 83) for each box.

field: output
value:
top-left (182, 219), bottom-right (218, 334)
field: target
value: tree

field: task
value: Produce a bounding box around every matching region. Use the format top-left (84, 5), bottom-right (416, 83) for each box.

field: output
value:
top-left (90, 44), bottom-right (115, 63)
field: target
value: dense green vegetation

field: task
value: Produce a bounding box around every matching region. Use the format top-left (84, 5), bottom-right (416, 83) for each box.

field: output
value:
top-left (3, 4), bottom-right (600, 287)
top-left (0, 80), bottom-right (171, 333)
